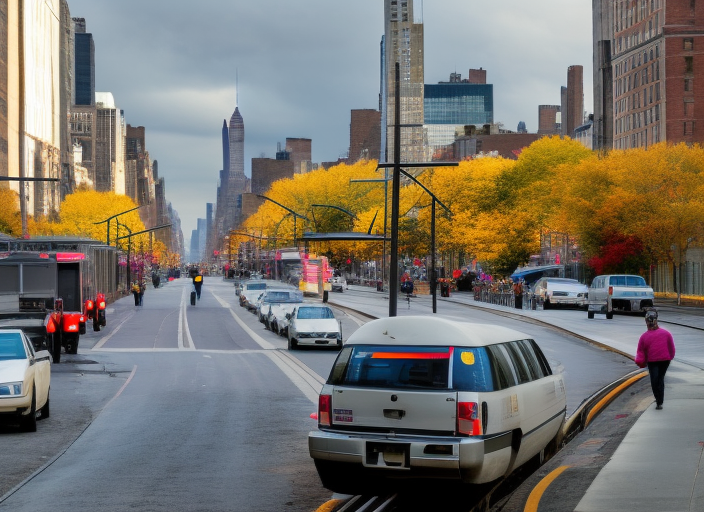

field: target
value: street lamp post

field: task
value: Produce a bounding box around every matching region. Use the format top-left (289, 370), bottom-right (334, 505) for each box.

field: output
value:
top-left (379, 62), bottom-right (457, 316)
top-left (255, 195), bottom-right (309, 248)
top-left (94, 205), bottom-right (144, 246)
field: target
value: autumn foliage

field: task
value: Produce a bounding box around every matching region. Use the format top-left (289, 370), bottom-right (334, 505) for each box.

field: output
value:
top-left (0, 189), bottom-right (148, 250)
top-left (242, 138), bottom-right (704, 277)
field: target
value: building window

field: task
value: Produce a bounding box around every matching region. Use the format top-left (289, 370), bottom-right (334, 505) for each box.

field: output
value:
top-left (684, 38), bottom-right (694, 50)
top-left (685, 56), bottom-right (694, 73)
top-left (685, 78), bottom-right (694, 91)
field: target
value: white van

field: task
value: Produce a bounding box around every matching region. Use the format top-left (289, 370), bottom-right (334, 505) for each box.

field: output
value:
top-left (587, 274), bottom-right (654, 318)
top-left (308, 316), bottom-right (566, 494)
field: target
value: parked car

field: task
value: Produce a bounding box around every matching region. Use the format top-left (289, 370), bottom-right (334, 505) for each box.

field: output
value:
top-left (0, 329), bottom-right (51, 432)
top-left (286, 304), bottom-right (341, 350)
top-left (331, 275), bottom-right (347, 292)
top-left (308, 316), bottom-right (566, 494)
top-left (587, 274), bottom-right (654, 319)
top-left (532, 277), bottom-right (588, 309)
top-left (264, 293), bottom-right (306, 335)
top-left (239, 280), bottom-right (268, 310)
top-left (255, 288), bottom-right (302, 324)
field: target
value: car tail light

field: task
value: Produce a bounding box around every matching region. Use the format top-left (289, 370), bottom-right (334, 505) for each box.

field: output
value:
top-left (457, 401), bottom-right (481, 436)
top-left (318, 394), bottom-right (332, 427)
top-left (98, 301), bottom-right (106, 310)
top-left (608, 286), bottom-right (613, 296)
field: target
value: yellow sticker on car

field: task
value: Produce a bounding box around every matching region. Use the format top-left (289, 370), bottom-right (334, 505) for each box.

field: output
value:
top-left (461, 352), bottom-right (475, 365)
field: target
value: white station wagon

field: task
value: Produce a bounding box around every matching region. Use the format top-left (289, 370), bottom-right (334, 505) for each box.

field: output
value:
top-left (308, 316), bottom-right (566, 494)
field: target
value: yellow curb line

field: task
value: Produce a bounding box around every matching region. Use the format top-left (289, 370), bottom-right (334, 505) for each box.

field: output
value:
top-left (585, 371), bottom-right (648, 427)
top-left (524, 465), bottom-right (570, 512)
top-left (314, 499), bottom-right (344, 512)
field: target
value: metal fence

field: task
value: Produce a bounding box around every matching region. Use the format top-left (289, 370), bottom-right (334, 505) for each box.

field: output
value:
top-left (472, 282), bottom-right (544, 310)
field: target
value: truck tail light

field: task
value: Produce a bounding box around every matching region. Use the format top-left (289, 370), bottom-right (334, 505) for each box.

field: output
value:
top-left (457, 401), bottom-right (481, 436)
top-left (98, 300), bottom-right (106, 310)
top-left (608, 286), bottom-right (613, 296)
top-left (45, 320), bottom-right (56, 334)
top-left (318, 394), bottom-right (331, 427)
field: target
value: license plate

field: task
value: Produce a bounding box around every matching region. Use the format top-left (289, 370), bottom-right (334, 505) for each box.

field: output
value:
top-left (365, 442), bottom-right (410, 469)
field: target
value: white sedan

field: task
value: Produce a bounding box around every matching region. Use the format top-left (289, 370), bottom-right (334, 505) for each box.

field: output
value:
top-left (286, 304), bottom-right (342, 350)
top-left (0, 329), bottom-right (51, 432)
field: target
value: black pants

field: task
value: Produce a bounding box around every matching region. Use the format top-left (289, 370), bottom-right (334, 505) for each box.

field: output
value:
top-left (647, 360), bottom-right (670, 405)
top-left (194, 284), bottom-right (202, 299)
top-left (133, 291), bottom-right (139, 306)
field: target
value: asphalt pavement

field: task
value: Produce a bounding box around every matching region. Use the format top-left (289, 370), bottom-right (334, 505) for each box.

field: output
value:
top-left (328, 285), bottom-right (704, 512)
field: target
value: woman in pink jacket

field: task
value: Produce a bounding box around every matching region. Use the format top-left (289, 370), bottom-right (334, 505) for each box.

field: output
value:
top-left (635, 309), bottom-right (676, 410)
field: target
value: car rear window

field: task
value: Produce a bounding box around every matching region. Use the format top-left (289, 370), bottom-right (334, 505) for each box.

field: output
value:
top-left (330, 345), bottom-right (452, 389)
top-left (329, 340), bottom-right (552, 392)
top-left (608, 276), bottom-right (647, 287)
top-left (247, 283), bottom-right (267, 290)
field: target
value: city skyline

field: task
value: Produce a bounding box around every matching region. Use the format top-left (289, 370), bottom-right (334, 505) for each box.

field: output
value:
top-left (66, 0), bottom-right (593, 238)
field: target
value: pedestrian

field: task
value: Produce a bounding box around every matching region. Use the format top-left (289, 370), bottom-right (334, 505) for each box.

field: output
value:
top-left (513, 279), bottom-right (523, 309)
top-left (131, 281), bottom-right (140, 306)
top-left (138, 281), bottom-right (145, 306)
top-left (193, 272), bottom-right (203, 300)
top-left (635, 309), bottom-right (675, 410)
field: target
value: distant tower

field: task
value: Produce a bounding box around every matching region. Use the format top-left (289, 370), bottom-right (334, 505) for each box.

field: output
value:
top-left (228, 108), bottom-right (244, 176)
top-left (564, 65), bottom-right (584, 138)
top-left (225, 83), bottom-right (248, 230)
top-left (73, 18), bottom-right (95, 106)
top-left (383, 0), bottom-right (424, 163)
top-left (517, 121), bottom-right (527, 133)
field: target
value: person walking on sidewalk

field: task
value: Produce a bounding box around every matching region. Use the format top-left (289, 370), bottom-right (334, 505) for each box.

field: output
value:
top-left (131, 281), bottom-right (140, 306)
top-left (635, 309), bottom-right (675, 410)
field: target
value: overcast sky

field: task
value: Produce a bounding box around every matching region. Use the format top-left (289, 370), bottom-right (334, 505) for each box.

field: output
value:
top-left (67, 0), bottom-right (593, 240)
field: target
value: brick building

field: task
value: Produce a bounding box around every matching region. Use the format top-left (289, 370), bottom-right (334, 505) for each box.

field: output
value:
top-left (251, 157), bottom-right (294, 195)
top-left (538, 105), bottom-right (561, 135)
top-left (348, 109), bottom-right (381, 163)
top-left (284, 138), bottom-right (312, 174)
top-left (597, 0), bottom-right (704, 149)
top-left (562, 65), bottom-right (584, 138)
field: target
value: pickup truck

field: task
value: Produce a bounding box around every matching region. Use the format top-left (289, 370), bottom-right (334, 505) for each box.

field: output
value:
top-left (586, 274), bottom-right (655, 319)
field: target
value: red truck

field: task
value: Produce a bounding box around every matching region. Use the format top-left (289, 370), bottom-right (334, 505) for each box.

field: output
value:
top-left (0, 252), bottom-right (104, 363)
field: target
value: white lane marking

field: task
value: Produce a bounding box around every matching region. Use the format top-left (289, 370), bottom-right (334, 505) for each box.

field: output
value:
top-left (211, 290), bottom-right (323, 403)
top-left (180, 283), bottom-right (195, 350)
top-left (265, 351), bottom-right (322, 404)
top-left (211, 291), bottom-right (276, 350)
top-left (103, 365), bottom-right (137, 410)
top-left (92, 348), bottom-right (267, 354)
top-left (92, 310), bottom-right (135, 350)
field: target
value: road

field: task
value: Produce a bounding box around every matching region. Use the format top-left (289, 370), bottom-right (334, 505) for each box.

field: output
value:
top-left (0, 277), bottom-right (684, 511)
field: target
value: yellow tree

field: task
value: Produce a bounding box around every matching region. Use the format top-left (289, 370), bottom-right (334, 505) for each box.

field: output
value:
top-left (0, 187), bottom-right (22, 236)
top-left (41, 190), bottom-right (148, 249)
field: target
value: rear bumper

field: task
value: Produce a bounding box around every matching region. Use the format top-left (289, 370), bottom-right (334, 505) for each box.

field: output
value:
top-left (309, 429), bottom-right (512, 482)
top-left (550, 296), bottom-right (586, 306)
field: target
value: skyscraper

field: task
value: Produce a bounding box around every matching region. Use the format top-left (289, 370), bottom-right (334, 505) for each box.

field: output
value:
top-left (563, 65), bottom-right (584, 138)
top-left (383, 0), bottom-right (424, 163)
top-left (225, 104), bottom-right (248, 231)
top-left (73, 18), bottom-right (95, 106)
top-left (592, 0), bottom-right (613, 150)
top-left (594, 1), bottom-right (704, 149)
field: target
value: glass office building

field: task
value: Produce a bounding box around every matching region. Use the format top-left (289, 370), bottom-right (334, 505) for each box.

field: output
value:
top-left (424, 83), bottom-right (493, 156)
top-left (424, 83), bottom-right (493, 125)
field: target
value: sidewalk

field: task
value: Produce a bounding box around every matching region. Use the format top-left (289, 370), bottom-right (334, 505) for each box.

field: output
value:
top-left (337, 285), bottom-right (704, 512)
